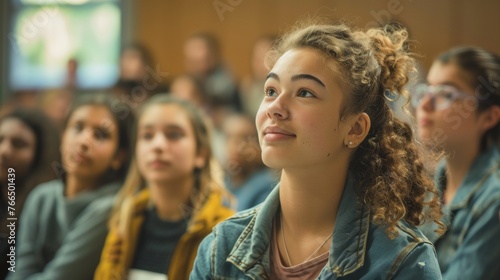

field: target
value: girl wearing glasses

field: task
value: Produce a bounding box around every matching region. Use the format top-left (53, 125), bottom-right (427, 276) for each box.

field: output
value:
top-left (191, 22), bottom-right (444, 279)
top-left (414, 47), bottom-right (500, 279)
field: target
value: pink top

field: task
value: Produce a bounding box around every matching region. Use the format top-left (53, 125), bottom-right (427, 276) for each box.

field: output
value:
top-left (270, 222), bottom-right (329, 279)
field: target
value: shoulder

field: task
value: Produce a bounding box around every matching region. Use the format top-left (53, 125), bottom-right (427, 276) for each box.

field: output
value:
top-left (469, 169), bottom-right (500, 215)
top-left (27, 179), bottom-right (63, 200)
top-left (87, 195), bottom-right (116, 216)
top-left (207, 206), bottom-right (259, 247)
top-left (74, 183), bottom-right (121, 223)
top-left (364, 221), bottom-right (439, 277)
top-left (195, 206), bottom-right (259, 269)
top-left (390, 241), bottom-right (441, 279)
top-left (23, 180), bottom-right (63, 210)
top-left (210, 206), bottom-right (259, 253)
top-left (194, 191), bottom-right (236, 229)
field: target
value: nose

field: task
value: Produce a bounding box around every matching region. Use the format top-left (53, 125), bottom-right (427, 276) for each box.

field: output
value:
top-left (151, 133), bottom-right (167, 152)
top-left (0, 140), bottom-right (12, 160)
top-left (419, 94), bottom-right (435, 112)
top-left (266, 94), bottom-right (289, 120)
top-left (74, 128), bottom-right (93, 152)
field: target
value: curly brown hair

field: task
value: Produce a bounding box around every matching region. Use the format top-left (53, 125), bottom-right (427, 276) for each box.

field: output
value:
top-left (267, 22), bottom-right (444, 239)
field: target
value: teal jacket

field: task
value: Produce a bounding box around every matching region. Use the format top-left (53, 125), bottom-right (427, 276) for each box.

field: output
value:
top-left (430, 146), bottom-right (500, 280)
top-left (7, 180), bottom-right (120, 280)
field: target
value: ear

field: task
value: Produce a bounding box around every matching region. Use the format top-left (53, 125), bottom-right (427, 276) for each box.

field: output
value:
top-left (344, 113), bottom-right (371, 148)
top-left (479, 105), bottom-right (500, 133)
top-left (111, 149), bottom-right (126, 171)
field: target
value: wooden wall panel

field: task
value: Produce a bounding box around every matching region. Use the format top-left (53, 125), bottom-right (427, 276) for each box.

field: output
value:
top-left (133, 0), bottom-right (500, 81)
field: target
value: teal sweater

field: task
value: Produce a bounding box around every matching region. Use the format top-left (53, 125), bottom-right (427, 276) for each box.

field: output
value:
top-left (7, 180), bottom-right (120, 280)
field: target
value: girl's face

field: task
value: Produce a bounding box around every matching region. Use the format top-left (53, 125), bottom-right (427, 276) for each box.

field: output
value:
top-left (61, 105), bottom-right (122, 180)
top-left (256, 48), bottom-right (351, 170)
top-left (136, 104), bottom-right (205, 185)
top-left (416, 62), bottom-right (486, 151)
top-left (0, 118), bottom-right (36, 181)
top-left (120, 49), bottom-right (146, 80)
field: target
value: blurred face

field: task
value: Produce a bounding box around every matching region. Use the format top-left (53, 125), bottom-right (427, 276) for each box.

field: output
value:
top-left (184, 38), bottom-right (215, 76)
top-left (62, 106), bottom-right (121, 180)
top-left (121, 49), bottom-right (146, 80)
top-left (136, 104), bottom-right (205, 185)
top-left (416, 62), bottom-right (483, 151)
top-left (256, 48), bottom-right (350, 170)
top-left (223, 116), bottom-right (261, 168)
top-left (171, 77), bottom-right (203, 107)
top-left (0, 118), bottom-right (36, 181)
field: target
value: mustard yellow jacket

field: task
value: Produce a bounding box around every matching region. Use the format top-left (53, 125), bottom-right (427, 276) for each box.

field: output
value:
top-left (94, 189), bottom-right (234, 280)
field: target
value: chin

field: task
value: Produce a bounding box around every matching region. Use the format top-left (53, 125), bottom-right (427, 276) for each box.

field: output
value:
top-left (262, 156), bottom-right (288, 169)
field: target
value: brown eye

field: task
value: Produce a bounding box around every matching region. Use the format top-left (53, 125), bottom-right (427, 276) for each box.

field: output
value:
top-left (94, 129), bottom-right (111, 141)
top-left (297, 89), bottom-right (314, 98)
top-left (11, 138), bottom-right (29, 149)
top-left (264, 88), bottom-right (277, 97)
top-left (166, 131), bottom-right (183, 140)
top-left (140, 131), bottom-right (154, 140)
top-left (73, 122), bottom-right (83, 132)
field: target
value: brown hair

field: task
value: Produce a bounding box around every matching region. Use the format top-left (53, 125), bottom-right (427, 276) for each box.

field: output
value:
top-left (436, 46), bottom-right (500, 151)
top-left (62, 92), bottom-right (135, 184)
top-left (109, 95), bottom-right (229, 235)
top-left (267, 22), bottom-right (444, 238)
top-left (0, 109), bottom-right (60, 223)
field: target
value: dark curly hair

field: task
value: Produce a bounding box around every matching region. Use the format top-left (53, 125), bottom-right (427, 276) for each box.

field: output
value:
top-left (267, 22), bottom-right (444, 238)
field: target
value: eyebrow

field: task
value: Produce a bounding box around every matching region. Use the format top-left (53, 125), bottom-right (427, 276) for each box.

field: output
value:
top-left (71, 119), bottom-right (114, 132)
top-left (266, 72), bottom-right (326, 88)
top-left (266, 72), bottom-right (279, 81)
top-left (139, 123), bottom-right (184, 131)
top-left (428, 81), bottom-right (465, 92)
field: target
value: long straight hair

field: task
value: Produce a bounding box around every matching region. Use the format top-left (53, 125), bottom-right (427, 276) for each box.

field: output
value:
top-left (109, 95), bottom-right (229, 236)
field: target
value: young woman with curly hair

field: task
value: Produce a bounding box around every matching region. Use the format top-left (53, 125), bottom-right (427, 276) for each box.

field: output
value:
top-left (415, 47), bottom-right (500, 280)
top-left (191, 21), bottom-right (444, 280)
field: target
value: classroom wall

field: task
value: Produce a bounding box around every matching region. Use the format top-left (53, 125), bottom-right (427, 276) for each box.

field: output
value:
top-left (133, 0), bottom-right (500, 82)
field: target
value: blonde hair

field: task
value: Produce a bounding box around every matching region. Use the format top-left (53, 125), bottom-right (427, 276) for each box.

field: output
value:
top-left (109, 95), bottom-right (229, 236)
top-left (268, 21), bottom-right (444, 239)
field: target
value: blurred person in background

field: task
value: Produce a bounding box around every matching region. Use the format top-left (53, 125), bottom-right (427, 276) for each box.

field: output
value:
top-left (95, 95), bottom-right (233, 280)
top-left (184, 32), bottom-right (240, 113)
top-left (170, 74), bottom-right (209, 112)
top-left (170, 74), bottom-right (231, 164)
top-left (112, 43), bottom-right (169, 110)
top-left (240, 35), bottom-right (277, 119)
top-left (8, 93), bottom-right (134, 280)
top-left (222, 113), bottom-right (275, 211)
top-left (0, 109), bottom-right (60, 279)
top-left (415, 46), bottom-right (500, 280)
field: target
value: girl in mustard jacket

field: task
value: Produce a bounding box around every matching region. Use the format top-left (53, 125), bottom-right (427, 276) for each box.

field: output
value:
top-left (95, 95), bottom-right (233, 280)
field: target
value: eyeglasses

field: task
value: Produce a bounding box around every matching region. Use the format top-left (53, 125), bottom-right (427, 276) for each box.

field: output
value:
top-left (411, 84), bottom-right (475, 111)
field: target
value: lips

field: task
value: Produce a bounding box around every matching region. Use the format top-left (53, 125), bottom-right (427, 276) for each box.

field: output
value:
top-left (418, 118), bottom-right (433, 127)
top-left (263, 126), bottom-right (296, 142)
top-left (149, 159), bottom-right (170, 168)
top-left (72, 152), bottom-right (90, 164)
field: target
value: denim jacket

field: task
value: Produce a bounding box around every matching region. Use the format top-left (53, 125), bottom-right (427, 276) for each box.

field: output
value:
top-left (191, 174), bottom-right (442, 279)
top-left (428, 146), bottom-right (500, 280)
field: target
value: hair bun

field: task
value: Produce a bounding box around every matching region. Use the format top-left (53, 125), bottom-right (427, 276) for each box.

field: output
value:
top-left (365, 25), bottom-right (415, 97)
